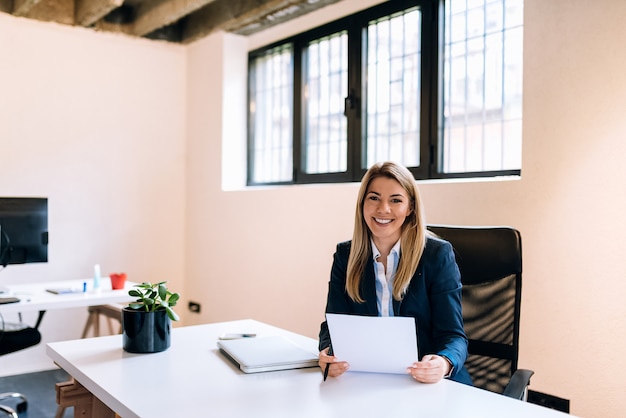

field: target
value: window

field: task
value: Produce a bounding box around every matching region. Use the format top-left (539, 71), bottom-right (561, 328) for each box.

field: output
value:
top-left (247, 0), bottom-right (523, 185)
top-left (441, 0), bottom-right (524, 174)
top-left (365, 8), bottom-right (422, 169)
top-left (303, 31), bottom-right (348, 175)
top-left (248, 44), bottom-right (293, 183)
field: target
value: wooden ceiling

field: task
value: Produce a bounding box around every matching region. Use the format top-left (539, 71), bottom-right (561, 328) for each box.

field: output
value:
top-left (0, 0), bottom-right (343, 43)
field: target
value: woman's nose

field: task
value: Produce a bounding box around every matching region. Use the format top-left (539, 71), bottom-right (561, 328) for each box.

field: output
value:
top-left (377, 201), bottom-right (391, 213)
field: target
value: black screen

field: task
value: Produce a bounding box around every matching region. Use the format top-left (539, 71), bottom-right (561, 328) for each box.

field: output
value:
top-left (0, 197), bottom-right (48, 267)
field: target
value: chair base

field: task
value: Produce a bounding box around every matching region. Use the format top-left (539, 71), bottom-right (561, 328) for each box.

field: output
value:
top-left (0, 392), bottom-right (27, 417)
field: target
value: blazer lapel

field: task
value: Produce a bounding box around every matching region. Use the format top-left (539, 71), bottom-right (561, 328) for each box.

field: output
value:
top-left (362, 261), bottom-right (378, 315)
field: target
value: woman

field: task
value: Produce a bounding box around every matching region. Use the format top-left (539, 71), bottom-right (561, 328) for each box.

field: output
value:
top-left (318, 161), bottom-right (472, 385)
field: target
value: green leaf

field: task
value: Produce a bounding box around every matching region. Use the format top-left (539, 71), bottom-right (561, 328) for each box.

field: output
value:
top-left (168, 293), bottom-right (180, 306)
top-left (165, 306), bottom-right (180, 321)
top-left (158, 284), bottom-right (167, 300)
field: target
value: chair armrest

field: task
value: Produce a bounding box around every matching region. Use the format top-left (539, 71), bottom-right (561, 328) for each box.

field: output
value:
top-left (502, 369), bottom-right (535, 400)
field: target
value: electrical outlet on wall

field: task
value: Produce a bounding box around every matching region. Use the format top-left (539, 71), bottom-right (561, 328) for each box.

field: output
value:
top-left (188, 301), bottom-right (201, 313)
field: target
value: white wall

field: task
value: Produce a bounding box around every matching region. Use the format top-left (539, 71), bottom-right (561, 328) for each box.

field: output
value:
top-left (184, 1), bottom-right (626, 417)
top-left (0, 14), bottom-right (187, 375)
top-left (1, 0), bottom-right (625, 416)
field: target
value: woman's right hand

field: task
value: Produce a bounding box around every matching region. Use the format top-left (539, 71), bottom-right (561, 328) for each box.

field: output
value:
top-left (319, 347), bottom-right (349, 378)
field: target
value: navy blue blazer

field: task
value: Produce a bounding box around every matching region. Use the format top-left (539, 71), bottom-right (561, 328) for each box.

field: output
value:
top-left (319, 236), bottom-right (472, 385)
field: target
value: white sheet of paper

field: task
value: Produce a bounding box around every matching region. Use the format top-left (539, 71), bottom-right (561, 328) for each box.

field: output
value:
top-left (325, 313), bottom-right (418, 374)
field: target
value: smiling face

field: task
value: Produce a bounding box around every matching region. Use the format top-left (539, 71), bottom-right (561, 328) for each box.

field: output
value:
top-left (362, 176), bottom-right (413, 251)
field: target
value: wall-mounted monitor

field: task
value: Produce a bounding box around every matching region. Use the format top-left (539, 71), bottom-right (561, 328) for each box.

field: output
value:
top-left (0, 197), bottom-right (48, 267)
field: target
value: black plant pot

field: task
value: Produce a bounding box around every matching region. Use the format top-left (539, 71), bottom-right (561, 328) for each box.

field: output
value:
top-left (122, 307), bottom-right (171, 353)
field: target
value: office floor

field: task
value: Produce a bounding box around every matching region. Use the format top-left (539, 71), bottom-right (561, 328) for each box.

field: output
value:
top-left (0, 368), bottom-right (71, 418)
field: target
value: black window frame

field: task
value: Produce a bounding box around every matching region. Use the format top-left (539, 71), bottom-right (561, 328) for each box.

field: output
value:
top-left (247, 0), bottom-right (521, 186)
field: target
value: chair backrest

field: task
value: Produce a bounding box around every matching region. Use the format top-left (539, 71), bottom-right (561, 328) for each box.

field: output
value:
top-left (427, 225), bottom-right (522, 394)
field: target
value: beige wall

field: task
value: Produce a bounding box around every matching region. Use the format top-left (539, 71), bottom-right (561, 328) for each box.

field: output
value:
top-left (0, 15), bottom-right (187, 374)
top-left (1, 0), bottom-right (625, 416)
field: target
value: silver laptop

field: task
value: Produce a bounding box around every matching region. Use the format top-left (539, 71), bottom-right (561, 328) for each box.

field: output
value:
top-left (217, 335), bottom-right (319, 373)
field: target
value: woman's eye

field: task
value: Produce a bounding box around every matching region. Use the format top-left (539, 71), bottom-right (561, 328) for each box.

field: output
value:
top-left (367, 195), bottom-right (379, 201)
top-left (391, 198), bottom-right (403, 204)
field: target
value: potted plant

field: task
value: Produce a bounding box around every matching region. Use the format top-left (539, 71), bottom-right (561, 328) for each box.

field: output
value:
top-left (122, 281), bottom-right (180, 353)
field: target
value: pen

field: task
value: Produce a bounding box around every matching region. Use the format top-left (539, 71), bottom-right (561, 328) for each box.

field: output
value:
top-left (323, 346), bottom-right (333, 381)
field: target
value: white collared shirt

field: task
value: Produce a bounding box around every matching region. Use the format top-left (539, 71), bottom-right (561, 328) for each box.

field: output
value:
top-left (371, 239), bottom-right (401, 317)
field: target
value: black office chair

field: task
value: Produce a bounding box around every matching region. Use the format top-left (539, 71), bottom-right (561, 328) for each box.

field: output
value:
top-left (0, 310), bottom-right (45, 417)
top-left (427, 225), bottom-right (534, 400)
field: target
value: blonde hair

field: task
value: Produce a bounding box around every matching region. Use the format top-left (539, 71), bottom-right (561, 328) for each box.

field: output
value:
top-left (346, 162), bottom-right (427, 302)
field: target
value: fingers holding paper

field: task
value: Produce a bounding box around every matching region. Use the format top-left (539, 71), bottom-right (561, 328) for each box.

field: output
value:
top-left (406, 354), bottom-right (451, 383)
top-left (319, 347), bottom-right (349, 378)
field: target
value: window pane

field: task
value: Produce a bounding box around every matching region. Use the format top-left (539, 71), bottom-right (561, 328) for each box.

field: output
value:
top-left (441, 0), bottom-right (523, 173)
top-left (249, 44), bottom-right (294, 183)
top-left (365, 8), bottom-right (421, 169)
top-left (303, 31), bottom-right (348, 174)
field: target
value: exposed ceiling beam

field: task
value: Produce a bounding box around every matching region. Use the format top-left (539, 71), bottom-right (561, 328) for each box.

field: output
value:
top-left (0, 0), bottom-right (11, 13)
top-left (13, 0), bottom-right (42, 16)
top-left (2, 0), bottom-right (340, 43)
top-left (76, 0), bottom-right (123, 27)
top-left (93, 18), bottom-right (132, 37)
top-left (182, 0), bottom-right (341, 44)
top-left (131, 0), bottom-right (218, 37)
top-left (13, 0), bottom-right (74, 24)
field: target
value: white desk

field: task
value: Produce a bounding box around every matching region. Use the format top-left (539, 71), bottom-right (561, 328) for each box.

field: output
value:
top-left (0, 279), bottom-right (134, 314)
top-left (47, 319), bottom-right (573, 418)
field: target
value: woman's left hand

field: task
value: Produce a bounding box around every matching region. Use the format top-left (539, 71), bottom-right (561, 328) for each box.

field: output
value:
top-left (406, 354), bottom-right (451, 383)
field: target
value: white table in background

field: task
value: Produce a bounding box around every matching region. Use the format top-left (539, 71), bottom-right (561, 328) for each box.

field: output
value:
top-left (0, 279), bottom-right (134, 314)
top-left (47, 319), bottom-right (574, 418)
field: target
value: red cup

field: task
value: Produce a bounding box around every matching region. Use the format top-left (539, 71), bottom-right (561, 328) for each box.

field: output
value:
top-left (110, 273), bottom-right (127, 290)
